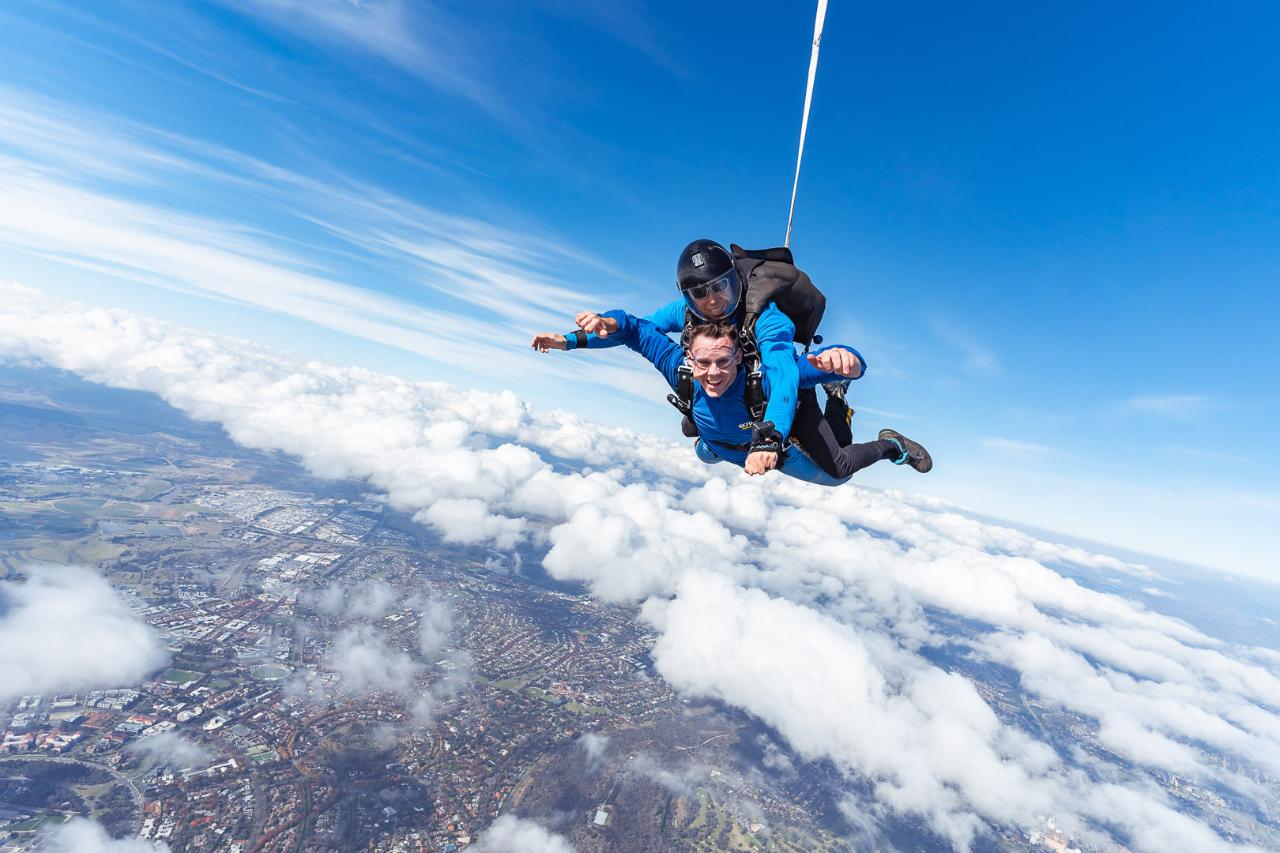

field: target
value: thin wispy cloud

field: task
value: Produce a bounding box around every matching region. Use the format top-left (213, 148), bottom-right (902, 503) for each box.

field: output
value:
top-left (853, 404), bottom-right (914, 421)
top-left (532, 0), bottom-right (691, 78)
top-left (931, 318), bottom-right (1002, 376)
top-left (214, 0), bottom-right (496, 109)
top-left (1165, 445), bottom-right (1248, 464)
top-left (0, 87), bottom-right (668, 403)
top-left (981, 437), bottom-right (1059, 455)
top-left (1118, 394), bottom-right (1216, 419)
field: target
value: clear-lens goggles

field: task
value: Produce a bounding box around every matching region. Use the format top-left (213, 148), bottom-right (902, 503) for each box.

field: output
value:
top-left (681, 267), bottom-right (742, 321)
top-left (691, 355), bottom-right (737, 372)
top-left (685, 274), bottom-right (734, 301)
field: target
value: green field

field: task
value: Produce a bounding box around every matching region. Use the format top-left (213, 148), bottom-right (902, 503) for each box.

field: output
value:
top-left (52, 498), bottom-right (107, 513)
top-left (5, 813), bottom-right (71, 833)
top-left (127, 479), bottom-right (173, 501)
top-left (159, 668), bottom-right (203, 685)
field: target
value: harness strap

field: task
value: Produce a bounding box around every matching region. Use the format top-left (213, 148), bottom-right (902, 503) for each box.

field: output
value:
top-left (708, 438), bottom-right (753, 453)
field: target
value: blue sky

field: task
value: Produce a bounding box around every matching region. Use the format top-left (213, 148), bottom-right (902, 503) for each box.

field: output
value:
top-left (0, 0), bottom-right (1276, 579)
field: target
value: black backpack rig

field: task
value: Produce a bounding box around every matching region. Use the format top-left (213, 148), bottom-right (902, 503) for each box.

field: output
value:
top-left (667, 244), bottom-right (826, 452)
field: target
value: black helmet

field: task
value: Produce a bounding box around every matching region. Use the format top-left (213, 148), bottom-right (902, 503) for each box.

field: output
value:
top-left (676, 239), bottom-right (742, 321)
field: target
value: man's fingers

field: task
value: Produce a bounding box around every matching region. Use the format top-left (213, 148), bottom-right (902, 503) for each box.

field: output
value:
top-left (530, 333), bottom-right (566, 352)
top-left (745, 451), bottom-right (778, 475)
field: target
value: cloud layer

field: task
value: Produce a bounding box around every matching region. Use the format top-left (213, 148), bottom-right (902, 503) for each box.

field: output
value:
top-left (2, 286), bottom-right (1277, 851)
top-left (0, 564), bottom-right (169, 704)
top-left (45, 818), bottom-right (170, 853)
top-left (126, 732), bottom-right (216, 772)
top-left (471, 814), bottom-right (575, 853)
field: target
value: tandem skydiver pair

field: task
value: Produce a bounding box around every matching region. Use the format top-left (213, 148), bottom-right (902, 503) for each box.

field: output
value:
top-left (530, 239), bottom-right (931, 487)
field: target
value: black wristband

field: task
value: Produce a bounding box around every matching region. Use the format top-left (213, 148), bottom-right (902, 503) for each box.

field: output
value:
top-left (573, 330), bottom-right (588, 350)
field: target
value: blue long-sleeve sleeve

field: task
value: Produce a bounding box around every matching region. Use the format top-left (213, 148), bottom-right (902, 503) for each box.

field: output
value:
top-left (564, 300), bottom-right (684, 350)
top-left (754, 305), bottom-right (799, 440)
top-left (601, 310), bottom-right (684, 389)
top-left (798, 343), bottom-right (868, 388)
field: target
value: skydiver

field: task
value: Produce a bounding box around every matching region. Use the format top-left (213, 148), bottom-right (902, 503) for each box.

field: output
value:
top-left (537, 310), bottom-right (930, 485)
top-left (531, 238), bottom-right (927, 479)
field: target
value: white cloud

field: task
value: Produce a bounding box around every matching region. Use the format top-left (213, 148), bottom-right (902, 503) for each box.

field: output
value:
top-left (410, 649), bottom-right (472, 726)
top-left (579, 732), bottom-right (609, 772)
top-left (0, 87), bottom-right (663, 406)
top-left (627, 753), bottom-right (708, 798)
top-left (931, 319), bottom-right (1001, 376)
top-left (2, 289), bottom-right (1277, 852)
top-left (214, 0), bottom-right (497, 109)
top-left (127, 732), bottom-right (215, 771)
top-left (44, 818), bottom-right (170, 852)
top-left (417, 597), bottom-right (455, 658)
top-left (980, 437), bottom-right (1058, 455)
top-left (302, 580), bottom-right (399, 617)
top-left (325, 624), bottom-right (421, 697)
top-left (0, 565), bottom-right (169, 704)
top-left (471, 814), bottom-right (575, 853)
top-left (1165, 445), bottom-right (1248, 464)
top-left (1118, 394), bottom-right (1215, 419)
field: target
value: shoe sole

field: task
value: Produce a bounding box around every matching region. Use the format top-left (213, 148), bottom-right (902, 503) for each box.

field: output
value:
top-left (879, 428), bottom-right (933, 473)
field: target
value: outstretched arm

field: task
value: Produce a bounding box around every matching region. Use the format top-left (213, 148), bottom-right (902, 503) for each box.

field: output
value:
top-left (601, 310), bottom-right (685, 390)
top-left (531, 300), bottom-right (687, 352)
top-left (801, 344), bottom-right (867, 386)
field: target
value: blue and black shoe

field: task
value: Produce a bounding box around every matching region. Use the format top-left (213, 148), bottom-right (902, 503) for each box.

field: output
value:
top-left (879, 428), bottom-right (932, 473)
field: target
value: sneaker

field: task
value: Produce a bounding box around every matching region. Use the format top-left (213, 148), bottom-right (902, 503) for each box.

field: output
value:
top-left (879, 428), bottom-right (932, 473)
top-left (821, 379), bottom-right (851, 401)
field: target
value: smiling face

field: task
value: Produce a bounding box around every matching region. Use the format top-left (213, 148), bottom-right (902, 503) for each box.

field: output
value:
top-left (688, 331), bottom-right (741, 397)
top-left (690, 284), bottom-right (734, 321)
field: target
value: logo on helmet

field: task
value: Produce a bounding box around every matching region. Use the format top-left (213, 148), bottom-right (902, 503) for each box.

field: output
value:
top-left (691, 252), bottom-right (705, 267)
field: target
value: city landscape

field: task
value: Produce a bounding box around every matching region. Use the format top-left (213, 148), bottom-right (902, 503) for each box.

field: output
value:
top-left (1, 366), bottom-right (1277, 851)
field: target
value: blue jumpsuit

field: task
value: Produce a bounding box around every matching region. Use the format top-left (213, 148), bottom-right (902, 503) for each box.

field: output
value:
top-left (566, 300), bottom-right (803, 443)
top-left (602, 310), bottom-right (867, 487)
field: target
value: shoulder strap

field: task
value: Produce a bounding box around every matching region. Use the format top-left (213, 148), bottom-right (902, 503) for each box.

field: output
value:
top-left (737, 308), bottom-right (766, 422)
top-left (668, 309), bottom-right (699, 428)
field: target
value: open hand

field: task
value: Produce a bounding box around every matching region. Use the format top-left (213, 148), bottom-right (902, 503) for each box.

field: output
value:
top-left (530, 333), bottom-right (567, 352)
top-left (806, 348), bottom-right (862, 378)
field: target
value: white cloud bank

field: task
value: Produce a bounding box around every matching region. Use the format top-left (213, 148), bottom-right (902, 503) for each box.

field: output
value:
top-left (2, 286), bottom-right (1277, 851)
top-left (127, 731), bottom-right (215, 771)
top-left (45, 818), bottom-right (170, 853)
top-left (471, 814), bottom-right (575, 853)
top-left (0, 565), bottom-right (169, 704)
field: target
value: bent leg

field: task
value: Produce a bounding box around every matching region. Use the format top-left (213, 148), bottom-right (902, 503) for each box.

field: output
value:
top-left (791, 392), bottom-right (898, 479)
top-left (779, 445), bottom-right (851, 487)
top-left (824, 396), bottom-right (853, 447)
top-left (830, 439), bottom-right (899, 477)
top-left (788, 389), bottom-right (845, 478)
